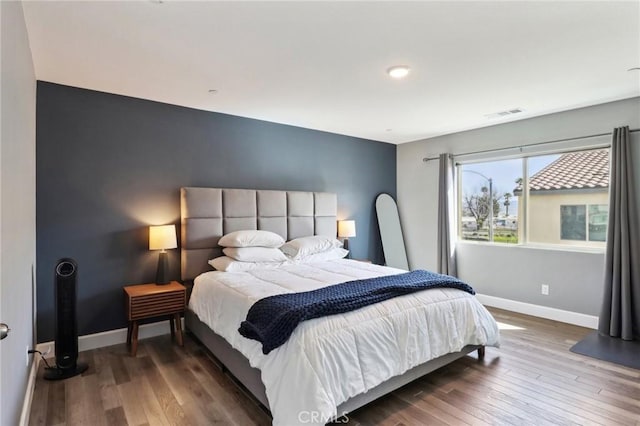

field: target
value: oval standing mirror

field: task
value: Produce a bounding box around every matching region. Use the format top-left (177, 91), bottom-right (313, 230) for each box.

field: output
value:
top-left (376, 194), bottom-right (409, 270)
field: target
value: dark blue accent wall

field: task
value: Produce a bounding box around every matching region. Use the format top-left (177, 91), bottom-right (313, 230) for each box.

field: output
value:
top-left (36, 81), bottom-right (396, 342)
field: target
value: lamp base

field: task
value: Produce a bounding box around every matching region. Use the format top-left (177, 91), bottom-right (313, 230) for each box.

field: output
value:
top-left (343, 238), bottom-right (351, 259)
top-left (156, 251), bottom-right (170, 285)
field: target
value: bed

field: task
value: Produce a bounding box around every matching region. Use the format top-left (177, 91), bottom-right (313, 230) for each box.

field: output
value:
top-left (181, 187), bottom-right (500, 425)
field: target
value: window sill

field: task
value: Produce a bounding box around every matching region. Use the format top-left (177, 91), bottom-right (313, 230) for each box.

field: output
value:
top-left (456, 240), bottom-right (605, 255)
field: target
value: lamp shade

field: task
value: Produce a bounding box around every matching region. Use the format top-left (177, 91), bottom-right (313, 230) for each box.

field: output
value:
top-left (149, 225), bottom-right (177, 251)
top-left (338, 220), bottom-right (356, 238)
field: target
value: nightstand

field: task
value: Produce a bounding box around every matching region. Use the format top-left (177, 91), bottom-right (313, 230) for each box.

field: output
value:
top-left (123, 281), bottom-right (186, 356)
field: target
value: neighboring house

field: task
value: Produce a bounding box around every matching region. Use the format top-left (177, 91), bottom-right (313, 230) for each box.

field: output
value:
top-left (515, 149), bottom-right (609, 247)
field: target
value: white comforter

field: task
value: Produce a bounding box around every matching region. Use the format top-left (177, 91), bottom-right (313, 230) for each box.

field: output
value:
top-left (189, 259), bottom-right (500, 426)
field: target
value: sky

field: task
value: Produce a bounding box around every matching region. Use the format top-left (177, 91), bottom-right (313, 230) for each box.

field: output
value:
top-left (460, 154), bottom-right (560, 216)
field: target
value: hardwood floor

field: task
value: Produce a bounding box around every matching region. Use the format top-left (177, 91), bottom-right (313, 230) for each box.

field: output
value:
top-left (28, 308), bottom-right (640, 426)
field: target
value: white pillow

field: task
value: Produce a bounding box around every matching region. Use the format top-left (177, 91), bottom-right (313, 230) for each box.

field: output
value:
top-left (280, 235), bottom-right (342, 260)
top-left (292, 247), bottom-right (349, 263)
top-left (218, 230), bottom-right (285, 248)
top-left (209, 256), bottom-right (287, 272)
top-left (222, 247), bottom-right (288, 263)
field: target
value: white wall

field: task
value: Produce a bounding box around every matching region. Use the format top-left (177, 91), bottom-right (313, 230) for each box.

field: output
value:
top-left (1, 1), bottom-right (37, 424)
top-left (397, 98), bottom-right (640, 317)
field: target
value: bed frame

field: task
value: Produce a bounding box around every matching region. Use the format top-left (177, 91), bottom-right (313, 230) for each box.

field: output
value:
top-left (180, 187), bottom-right (483, 419)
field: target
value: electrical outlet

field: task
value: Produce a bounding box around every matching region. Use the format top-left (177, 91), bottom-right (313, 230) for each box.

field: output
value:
top-left (26, 346), bottom-right (30, 367)
top-left (541, 284), bottom-right (550, 296)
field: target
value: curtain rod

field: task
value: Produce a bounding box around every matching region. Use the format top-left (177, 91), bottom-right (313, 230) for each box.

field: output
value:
top-left (422, 128), bottom-right (640, 163)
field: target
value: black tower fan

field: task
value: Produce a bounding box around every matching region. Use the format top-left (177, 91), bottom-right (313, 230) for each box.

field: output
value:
top-left (44, 258), bottom-right (88, 380)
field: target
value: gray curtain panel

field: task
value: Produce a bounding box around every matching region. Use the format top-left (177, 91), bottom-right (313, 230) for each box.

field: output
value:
top-left (437, 153), bottom-right (458, 276)
top-left (599, 126), bottom-right (640, 341)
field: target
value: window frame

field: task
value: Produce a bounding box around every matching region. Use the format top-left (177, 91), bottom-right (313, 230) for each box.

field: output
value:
top-left (455, 141), bottom-right (610, 252)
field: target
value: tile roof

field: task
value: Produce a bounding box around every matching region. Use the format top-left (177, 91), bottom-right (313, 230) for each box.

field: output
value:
top-left (519, 149), bottom-right (609, 192)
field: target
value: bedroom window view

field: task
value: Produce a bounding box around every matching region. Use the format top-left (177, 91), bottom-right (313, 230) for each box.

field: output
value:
top-left (458, 148), bottom-right (610, 248)
top-left (459, 158), bottom-right (522, 244)
top-left (526, 149), bottom-right (609, 248)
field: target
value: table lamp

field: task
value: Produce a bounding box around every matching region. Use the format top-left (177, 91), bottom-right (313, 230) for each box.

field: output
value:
top-left (338, 220), bottom-right (356, 257)
top-left (149, 224), bottom-right (177, 285)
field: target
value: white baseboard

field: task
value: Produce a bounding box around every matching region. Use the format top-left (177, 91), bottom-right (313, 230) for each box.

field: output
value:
top-left (31, 298), bottom-right (598, 354)
top-left (36, 319), bottom-right (181, 357)
top-left (476, 293), bottom-right (599, 329)
top-left (18, 356), bottom-right (39, 426)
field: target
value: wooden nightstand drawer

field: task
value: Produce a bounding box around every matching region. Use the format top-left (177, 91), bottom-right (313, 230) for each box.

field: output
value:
top-left (130, 292), bottom-right (184, 319)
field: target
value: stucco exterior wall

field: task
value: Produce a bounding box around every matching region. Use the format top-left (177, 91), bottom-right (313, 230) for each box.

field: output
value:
top-left (524, 191), bottom-right (608, 247)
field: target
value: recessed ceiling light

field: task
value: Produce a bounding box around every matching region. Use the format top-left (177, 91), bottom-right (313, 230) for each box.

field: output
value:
top-left (387, 65), bottom-right (410, 79)
top-left (208, 89), bottom-right (218, 94)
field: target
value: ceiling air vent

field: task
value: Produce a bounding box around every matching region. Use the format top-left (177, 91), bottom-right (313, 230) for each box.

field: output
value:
top-left (485, 108), bottom-right (524, 119)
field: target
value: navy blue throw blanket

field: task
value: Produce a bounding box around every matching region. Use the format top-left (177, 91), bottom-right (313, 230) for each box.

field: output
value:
top-left (239, 269), bottom-right (475, 354)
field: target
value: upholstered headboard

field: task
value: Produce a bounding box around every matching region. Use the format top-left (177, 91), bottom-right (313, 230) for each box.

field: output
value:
top-left (180, 187), bottom-right (337, 281)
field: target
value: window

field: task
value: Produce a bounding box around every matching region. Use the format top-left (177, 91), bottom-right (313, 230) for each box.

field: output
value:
top-left (560, 204), bottom-right (608, 241)
top-left (588, 205), bottom-right (608, 242)
top-left (459, 159), bottom-right (522, 244)
top-left (458, 148), bottom-right (609, 248)
top-left (560, 205), bottom-right (586, 240)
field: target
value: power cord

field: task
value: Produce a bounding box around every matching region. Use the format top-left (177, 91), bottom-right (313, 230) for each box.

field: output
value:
top-left (28, 349), bottom-right (54, 370)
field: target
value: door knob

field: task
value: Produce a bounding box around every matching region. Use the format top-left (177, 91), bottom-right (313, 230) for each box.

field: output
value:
top-left (0, 323), bottom-right (9, 340)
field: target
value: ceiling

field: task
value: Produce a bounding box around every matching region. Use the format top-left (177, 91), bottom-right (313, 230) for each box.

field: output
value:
top-left (22, 1), bottom-right (640, 144)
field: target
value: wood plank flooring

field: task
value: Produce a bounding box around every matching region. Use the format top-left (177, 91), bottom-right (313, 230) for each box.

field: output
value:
top-left (28, 308), bottom-right (640, 425)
